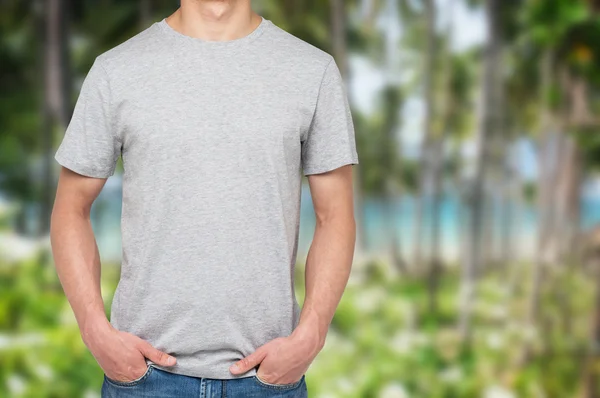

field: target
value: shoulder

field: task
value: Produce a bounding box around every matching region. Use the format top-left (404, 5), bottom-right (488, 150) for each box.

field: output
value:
top-left (93, 23), bottom-right (163, 74)
top-left (262, 21), bottom-right (334, 74)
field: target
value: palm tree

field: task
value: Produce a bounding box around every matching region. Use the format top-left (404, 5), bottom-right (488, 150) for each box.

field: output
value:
top-left (427, 0), bottom-right (459, 315)
top-left (412, 0), bottom-right (436, 271)
top-left (41, 0), bottom-right (71, 235)
top-left (139, 0), bottom-right (153, 28)
top-left (329, 0), bottom-right (348, 78)
top-left (459, 0), bottom-right (503, 341)
top-left (327, 0), bottom-right (373, 257)
top-left (521, 0), bottom-right (590, 349)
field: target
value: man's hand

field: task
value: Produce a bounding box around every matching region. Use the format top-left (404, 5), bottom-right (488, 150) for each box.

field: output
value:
top-left (229, 326), bottom-right (322, 385)
top-left (84, 319), bottom-right (176, 382)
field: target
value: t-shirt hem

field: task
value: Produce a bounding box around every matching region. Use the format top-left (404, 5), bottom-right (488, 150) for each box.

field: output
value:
top-left (55, 152), bottom-right (115, 179)
top-left (303, 154), bottom-right (359, 176)
top-left (149, 363), bottom-right (257, 380)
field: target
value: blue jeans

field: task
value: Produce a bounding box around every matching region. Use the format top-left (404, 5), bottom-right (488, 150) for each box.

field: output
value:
top-left (101, 365), bottom-right (308, 397)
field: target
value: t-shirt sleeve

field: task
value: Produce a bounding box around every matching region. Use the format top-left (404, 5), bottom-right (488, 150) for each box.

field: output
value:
top-left (301, 58), bottom-right (359, 176)
top-left (55, 58), bottom-right (120, 178)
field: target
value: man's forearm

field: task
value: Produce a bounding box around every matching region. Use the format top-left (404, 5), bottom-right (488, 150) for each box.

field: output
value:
top-left (294, 214), bottom-right (356, 351)
top-left (50, 206), bottom-right (109, 343)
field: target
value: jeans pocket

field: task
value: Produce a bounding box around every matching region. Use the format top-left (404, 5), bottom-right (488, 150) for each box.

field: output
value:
top-left (253, 374), bottom-right (304, 390)
top-left (104, 364), bottom-right (154, 387)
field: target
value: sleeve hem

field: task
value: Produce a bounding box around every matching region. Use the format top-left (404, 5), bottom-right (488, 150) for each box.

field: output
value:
top-left (303, 154), bottom-right (359, 176)
top-left (55, 152), bottom-right (115, 179)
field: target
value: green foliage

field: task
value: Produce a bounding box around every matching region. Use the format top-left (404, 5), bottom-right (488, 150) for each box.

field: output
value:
top-left (0, 256), bottom-right (102, 397)
top-left (573, 127), bottom-right (600, 170)
top-left (354, 85), bottom-right (406, 196)
top-left (519, 0), bottom-right (590, 48)
top-left (1, 253), bottom-right (593, 397)
top-left (445, 51), bottom-right (478, 141)
top-left (522, 181), bottom-right (537, 204)
top-left (308, 262), bottom-right (592, 397)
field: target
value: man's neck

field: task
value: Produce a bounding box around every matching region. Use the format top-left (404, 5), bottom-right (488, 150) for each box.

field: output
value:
top-left (166, 1), bottom-right (261, 42)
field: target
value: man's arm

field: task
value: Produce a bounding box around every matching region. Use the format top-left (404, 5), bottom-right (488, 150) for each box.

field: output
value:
top-left (51, 167), bottom-right (176, 382)
top-left (230, 165), bottom-right (356, 383)
top-left (296, 164), bottom-right (356, 348)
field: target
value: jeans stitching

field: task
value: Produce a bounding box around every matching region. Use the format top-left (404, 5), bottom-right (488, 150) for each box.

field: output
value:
top-left (104, 365), bottom-right (153, 387)
top-left (254, 374), bottom-right (303, 390)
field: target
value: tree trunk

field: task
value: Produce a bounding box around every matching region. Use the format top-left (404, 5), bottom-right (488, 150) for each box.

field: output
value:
top-left (428, 138), bottom-right (443, 314)
top-left (498, 147), bottom-right (514, 273)
top-left (556, 70), bottom-right (588, 263)
top-left (41, 0), bottom-right (71, 235)
top-left (583, 266), bottom-right (600, 398)
top-left (413, 0), bottom-right (436, 272)
top-left (480, 184), bottom-right (493, 270)
top-left (528, 128), bottom-right (561, 337)
top-left (330, 0), bottom-right (348, 78)
top-left (386, 196), bottom-right (408, 275)
top-left (360, 0), bottom-right (378, 30)
top-left (329, 0), bottom-right (368, 254)
top-left (459, 0), bottom-right (502, 342)
top-left (530, 50), bottom-right (557, 319)
top-left (482, 95), bottom-right (507, 271)
top-left (582, 227), bottom-right (600, 398)
top-left (139, 0), bottom-right (153, 28)
top-left (507, 164), bottom-right (525, 296)
top-left (381, 85), bottom-right (406, 273)
top-left (555, 137), bottom-right (582, 262)
top-left (427, 0), bottom-right (455, 315)
top-left (521, 50), bottom-right (557, 364)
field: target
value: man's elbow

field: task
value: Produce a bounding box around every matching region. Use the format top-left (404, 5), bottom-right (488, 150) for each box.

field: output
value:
top-left (50, 199), bottom-right (90, 242)
top-left (50, 202), bottom-right (68, 247)
top-left (315, 210), bottom-right (356, 236)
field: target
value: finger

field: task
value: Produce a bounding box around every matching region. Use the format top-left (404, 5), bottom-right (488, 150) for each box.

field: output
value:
top-left (137, 340), bottom-right (176, 366)
top-left (229, 347), bottom-right (268, 374)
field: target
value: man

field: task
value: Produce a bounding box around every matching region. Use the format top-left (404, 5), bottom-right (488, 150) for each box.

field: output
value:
top-left (50, 0), bottom-right (358, 396)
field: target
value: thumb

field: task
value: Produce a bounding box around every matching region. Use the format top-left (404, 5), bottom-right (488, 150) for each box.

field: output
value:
top-left (138, 340), bottom-right (176, 367)
top-left (229, 347), bottom-right (268, 375)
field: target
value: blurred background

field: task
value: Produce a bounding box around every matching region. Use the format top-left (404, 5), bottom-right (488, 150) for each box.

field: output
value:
top-left (2, 0), bottom-right (600, 397)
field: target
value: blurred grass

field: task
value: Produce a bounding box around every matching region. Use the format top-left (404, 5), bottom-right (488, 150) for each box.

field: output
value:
top-left (0, 256), bottom-right (593, 397)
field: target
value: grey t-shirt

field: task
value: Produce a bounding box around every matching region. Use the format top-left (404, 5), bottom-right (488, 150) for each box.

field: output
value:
top-left (55, 17), bottom-right (358, 379)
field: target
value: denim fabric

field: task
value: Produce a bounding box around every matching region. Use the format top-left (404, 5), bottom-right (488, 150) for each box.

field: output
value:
top-left (101, 365), bottom-right (308, 397)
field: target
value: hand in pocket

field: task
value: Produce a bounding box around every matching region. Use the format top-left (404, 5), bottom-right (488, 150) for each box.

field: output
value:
top-left (85, 323), bottom-right (176, 382)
